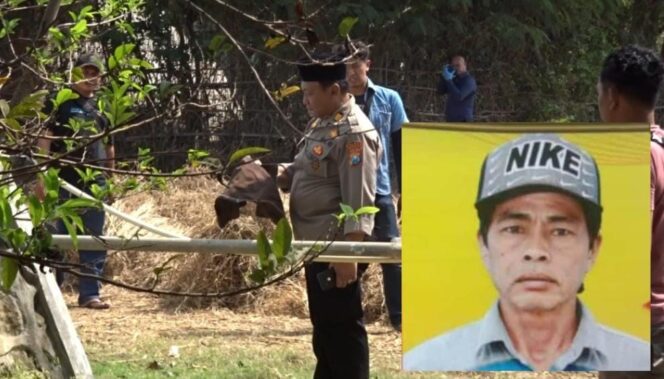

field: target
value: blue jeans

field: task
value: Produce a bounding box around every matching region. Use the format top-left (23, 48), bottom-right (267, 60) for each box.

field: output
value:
top-left (373, 194), bottom-right (401, 328)
top-left (54, 188), bottom-right (107, 305)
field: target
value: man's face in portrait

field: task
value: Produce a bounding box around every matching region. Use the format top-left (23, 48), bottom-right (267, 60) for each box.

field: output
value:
top-left (478, 191), bottom-right (601, 312)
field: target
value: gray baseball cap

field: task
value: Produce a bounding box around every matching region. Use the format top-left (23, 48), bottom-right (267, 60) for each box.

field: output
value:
top-left (475, 134), bottom-right (602, 212)
top-left (75, 53), bottom-right (104, 72)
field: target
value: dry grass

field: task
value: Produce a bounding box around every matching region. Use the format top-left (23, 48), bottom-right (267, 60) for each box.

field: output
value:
top-left (81, 175), bottom-right (389, 322)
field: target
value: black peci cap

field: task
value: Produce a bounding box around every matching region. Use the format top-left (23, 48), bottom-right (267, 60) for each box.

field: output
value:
top-left (297, 52), bottom-right (346, 82)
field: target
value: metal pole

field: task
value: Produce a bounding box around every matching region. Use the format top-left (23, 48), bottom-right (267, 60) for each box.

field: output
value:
top-left (50, 235), bottom-right (402, 264)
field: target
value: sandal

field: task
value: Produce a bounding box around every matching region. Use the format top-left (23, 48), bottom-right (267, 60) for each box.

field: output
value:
top-left (80, 298), bottom-right (110, 310)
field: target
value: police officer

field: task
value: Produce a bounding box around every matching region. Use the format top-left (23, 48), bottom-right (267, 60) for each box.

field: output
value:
top-left (36, 52), bottom-right (114, 309)
top-left (278, 52), bottom-right (381, 379)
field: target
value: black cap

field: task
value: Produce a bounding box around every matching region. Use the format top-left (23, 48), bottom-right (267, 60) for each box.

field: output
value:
top-left (75, 53), bottom-right (104, 72)
top-left (297, 52), bottom-right (346, 82)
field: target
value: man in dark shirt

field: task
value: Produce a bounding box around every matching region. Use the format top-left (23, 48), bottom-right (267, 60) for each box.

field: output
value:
top-left (36, 53), bottom-right (114, 309)
top-left (437, 55), bottom-right (477, 122)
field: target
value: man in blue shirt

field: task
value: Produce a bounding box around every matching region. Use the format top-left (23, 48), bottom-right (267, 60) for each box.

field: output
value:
top-left (404, 134), bottom-right (649, 371)
top-left (343, 41), bottom-right (408, 331)
top-left (437, 54), bottom-right (477, 122)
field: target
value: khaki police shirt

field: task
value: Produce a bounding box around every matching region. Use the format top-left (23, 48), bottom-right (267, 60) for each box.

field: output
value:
top-left (287, 96), bottom-right (381, 240)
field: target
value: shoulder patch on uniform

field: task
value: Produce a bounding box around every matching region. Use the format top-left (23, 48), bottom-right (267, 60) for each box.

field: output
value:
top-left (312, 144), bottom-right (324, 157)
top-left (346, 141), bottom-right (363, 166)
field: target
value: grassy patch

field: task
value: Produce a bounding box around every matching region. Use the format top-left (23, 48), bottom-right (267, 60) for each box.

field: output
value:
top-left (86, 336), bottom-right (447, 379)
top-left (90, 344), bottom-right (313, 379)
top-left (87, 337), bottom-right (598, 378)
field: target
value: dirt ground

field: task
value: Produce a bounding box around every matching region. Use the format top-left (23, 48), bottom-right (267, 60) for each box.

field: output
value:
top-left (64, 285), bottom-right (403, 373)
top-left (64, 286), bottom-right (600, 379)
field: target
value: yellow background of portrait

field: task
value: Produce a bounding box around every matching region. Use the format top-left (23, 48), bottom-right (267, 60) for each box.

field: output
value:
top-left (402, 124), bottom-right (650, 353)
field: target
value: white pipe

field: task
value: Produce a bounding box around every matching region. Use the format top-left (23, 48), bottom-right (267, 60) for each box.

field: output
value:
top-left (0, 152), bottom-right (186, 239)
top-left (59, 180), bottom-right (189, 240)
top-left (50, 235), bottom-right (402, 264)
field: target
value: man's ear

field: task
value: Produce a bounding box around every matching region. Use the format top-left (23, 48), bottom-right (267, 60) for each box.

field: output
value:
top-left (586, 234), bottom-right (602, 272)
top-left (329, 82), bottom-right (341, 96)
top-left (606, 85), bottom-right (620, 111)
top-left (366, 59), bottom-right (372, 71)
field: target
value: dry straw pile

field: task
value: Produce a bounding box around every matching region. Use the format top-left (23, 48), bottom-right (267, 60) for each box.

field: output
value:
top-left (94, 175), bottom-right (387, 322)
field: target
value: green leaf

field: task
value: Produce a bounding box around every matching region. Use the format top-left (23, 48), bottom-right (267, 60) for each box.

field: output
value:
top-left (55, 89), bottom-right (79, 108)
top-left (115, 111), bottom-right (135, 126)
top-left (61, 198), bottom-right (100, 210)
top-left (339, 203), bottom-right (355, 217)
top-left (48, 26), bottom-right (64, 41)
top-left (264, 36), bottom-right (286, 49)
top-left (150, 176), bottom-right (167, 191)
top-left (8, 90), bottom-right (48, 119)
top-left (43, 168), bottom-right (60, 192)
top-left (3, 118), bottom-right (21, 131)
top-left (7, 229), bottom-right (27, 251)
top-left (27, 195), bottom-right (44, 226)
top-left (272, 218), bottom-right (292, 263)
top-left (0, 18), bottom-right (20, 39)
top-left (332, 213), bottom-right (345, 227)
top-left (248, 269), bottom-right (266, 284)
top-left (256, 230), bottom-right (272, 270)
top-left (170, 168), bottom-right (187, 176)
top-left (108, 56), bottom-right (117, 70)
top-left (227, 147), bottom-right (270, 167)
top-left (70, 19), bottom-right (88, 35)
top-left (60, 217), bottom-right (78, 250)
top-left (0, 100), bottom-right (9, 117)
top-left (338, 16), bottom-right (359, 37)
top-left (187, 149), bottom-right (210, 165)
top-left (0, 256), bottom-right (19, 292)
top-left (114, 43), bottom-right (136, 62)
top-left (208, 35), bottom-right (226, 51)
top-left (70, 66), bottom-right (85, 83)
top-left (0, 187), bottom-right (13, 229)
top-left (78, 5), bottom-right (94, 20)
top-left (69, 214), bottom-right (85, 235)
top-left (354, 206), bottom-right (379, 217)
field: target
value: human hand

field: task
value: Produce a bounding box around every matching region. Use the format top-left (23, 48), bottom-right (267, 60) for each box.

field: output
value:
top-left (330, 262), bottom-right (357, 288)
top-left (442, 64), bottom-right (455, 81)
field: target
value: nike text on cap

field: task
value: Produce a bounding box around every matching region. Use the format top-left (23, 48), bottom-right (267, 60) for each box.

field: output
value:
top-left (475, 133), bottom-right (601, 210)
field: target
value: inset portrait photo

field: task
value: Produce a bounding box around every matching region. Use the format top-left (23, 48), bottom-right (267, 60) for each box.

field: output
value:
top-left (402, 124), bottom-right (650, 372)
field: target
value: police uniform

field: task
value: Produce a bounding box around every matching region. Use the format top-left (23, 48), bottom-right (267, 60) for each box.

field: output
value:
top-left (286, 56), bottom-right (381, 379)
